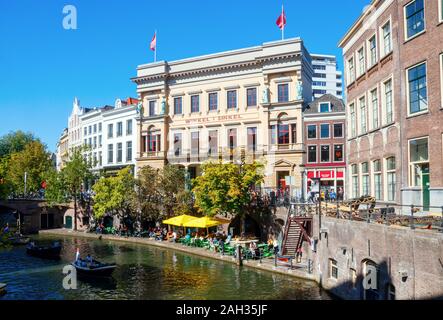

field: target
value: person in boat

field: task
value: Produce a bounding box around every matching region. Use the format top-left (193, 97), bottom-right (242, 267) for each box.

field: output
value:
top-left (86, 254), bottom-right (93, 265)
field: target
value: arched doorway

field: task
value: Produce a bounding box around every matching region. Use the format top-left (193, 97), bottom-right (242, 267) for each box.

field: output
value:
top-left (362, 259), bottom-right (380, 300)
top-left (228, 215), bottom-right (261, 239)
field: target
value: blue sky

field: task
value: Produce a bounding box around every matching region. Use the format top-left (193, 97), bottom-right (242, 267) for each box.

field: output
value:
top-left (0, 0), bottom-right (369, 152)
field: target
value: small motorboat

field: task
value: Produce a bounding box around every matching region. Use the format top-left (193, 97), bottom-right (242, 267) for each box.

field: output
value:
top-left (26, 241), bottom-right (62, 259)
top-left (72, 259), bottom-right (116, 277)
top-left (0, 283), bottom-right (6, 295)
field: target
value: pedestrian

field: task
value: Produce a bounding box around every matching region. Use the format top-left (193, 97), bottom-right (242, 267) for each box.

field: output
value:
top-left (296, 246), bottom-right (303, 263)
top-left (273, 236), bottom-right (279, 256)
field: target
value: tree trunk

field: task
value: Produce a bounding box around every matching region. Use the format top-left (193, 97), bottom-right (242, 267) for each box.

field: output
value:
top-left (74, 191), bottom-right (78, 231)
top-left (240, 214), bottom-right (246, 238)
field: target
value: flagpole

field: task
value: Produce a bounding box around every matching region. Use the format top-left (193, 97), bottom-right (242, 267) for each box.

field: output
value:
top-left (154, 30), bottom-right (157, 62)
top-left (281, 5), bottom-right (284, 40)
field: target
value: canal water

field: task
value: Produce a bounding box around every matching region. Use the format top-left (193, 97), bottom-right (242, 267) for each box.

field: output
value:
top-left (0, 235), bottom-right (331, 300)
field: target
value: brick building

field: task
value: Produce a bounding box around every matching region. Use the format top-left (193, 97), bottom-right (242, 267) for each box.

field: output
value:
top-left (339, 0), bottom-right (443, 211)
top-left (303, 94), bottom-right (346, 197)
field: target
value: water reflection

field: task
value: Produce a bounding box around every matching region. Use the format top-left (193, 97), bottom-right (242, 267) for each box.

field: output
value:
top-left (0, 235), bottom-right (332, 300)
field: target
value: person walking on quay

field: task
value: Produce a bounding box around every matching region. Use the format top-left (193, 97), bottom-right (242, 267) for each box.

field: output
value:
top-left (272, 236), bottom-right (279, 256)
top-left (296, 246), bottom-right (303, 263)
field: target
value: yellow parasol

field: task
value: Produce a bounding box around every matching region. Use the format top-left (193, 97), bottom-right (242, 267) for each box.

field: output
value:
top-left (183, 216), bottom-right (223, 228)
top-left (162, 214), bottom-right (199, 235)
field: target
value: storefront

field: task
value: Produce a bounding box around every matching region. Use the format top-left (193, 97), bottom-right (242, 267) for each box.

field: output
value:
top-left (306, 168), bottom-right (345, 195)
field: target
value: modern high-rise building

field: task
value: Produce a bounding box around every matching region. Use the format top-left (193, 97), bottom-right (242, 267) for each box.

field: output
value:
top-left (311, 54), bottom-right (343, 100)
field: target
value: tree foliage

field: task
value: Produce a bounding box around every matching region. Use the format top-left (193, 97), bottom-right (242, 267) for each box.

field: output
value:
top-left (44, 168), bottom-right (69, 205)
top-left (92, 167), bottom-right (136, 220)
top-left (6, 141), bottom-right (52, 195)
top-left (0, 130), bottom-right (40, 158)
top-left (192, 161), bottom-right (265, 218)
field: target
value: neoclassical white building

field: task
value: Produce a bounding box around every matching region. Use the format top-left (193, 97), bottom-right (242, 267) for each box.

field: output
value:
top-left (132, 38), bottom-right (316, 193)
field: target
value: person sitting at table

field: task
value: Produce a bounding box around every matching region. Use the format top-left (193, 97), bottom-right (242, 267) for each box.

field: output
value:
top-left (250, 241), bottom-right (258, 259)
top-left (225, 233), bottom-right (232, 245)
top-left (166, 230), bottom-right (173, 241)
top-left (185, 232), bottom-right (191, 241)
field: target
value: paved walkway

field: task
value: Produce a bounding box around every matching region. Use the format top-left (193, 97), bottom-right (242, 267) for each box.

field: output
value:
top-left (39, 228), bottom-right (316, 282)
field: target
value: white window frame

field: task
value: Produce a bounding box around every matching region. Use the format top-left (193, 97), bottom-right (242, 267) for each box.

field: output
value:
top-left (349, 102), bottom-right (357, 138)
top-left (360, 162), bottom-right (370, 196)
top-left (307, 145), bottom-right (318, 164)
top-left (351, 164), bottom-right (359, 198)
top-left (367, 33), bottom-right (378, 68)
top-left (307, 124), bottom-right (317, 140)
top-left (318, 101), bottom-right (331, 113)
top-left (408, 136), bottom-right (429, 187)
top-left (333, 144), bottom-right (344, 163)
top-left (319, 123), bottom-right (330, 139)
top-left (333, 122), bottom-right (344, 138)
top-left (439, 0), bottom-right (443, 23)
top-left (372, 159), bottom-right (383, 201)
top-left (347, 55), bottom-right (356, 84)
top-left (379, 18), bottom-right (393, 59)
top-left (441, 54), bottom-right (443, 108)
top-left (356, 45), bottom-right (366, 78)
top-left (384, 157), bottom-right (396, 202)
top-left (406, 61), bottom-right (428, 117)
top-left (404, 0), bottom-right (426, 42)
top-left (381, 75), bottom-right (394, 125)
top-left (320, 144), bottom-right (330, 163)
top-left (358, 94), bottom-right (367, 135)
top-left (369, 85), bottom-right (379, 131)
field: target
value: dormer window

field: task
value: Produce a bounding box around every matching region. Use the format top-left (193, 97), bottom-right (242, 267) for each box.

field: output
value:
top-left (319, 102), bottom-right (331, 113)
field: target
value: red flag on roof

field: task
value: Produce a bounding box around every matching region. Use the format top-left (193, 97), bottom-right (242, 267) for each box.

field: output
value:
top-left (276, 6), bottom-right (286, 30)
top-left (150, 32), bottom-right (156, 51)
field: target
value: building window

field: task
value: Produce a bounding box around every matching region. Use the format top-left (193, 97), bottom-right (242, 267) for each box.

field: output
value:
top-left (277, 84), bottom-right (289, 102)
top-left (381, 21), bottom-right (392, 56)
top-left (99, 135), bottom-right (102, 147)
top-left (88, 138), bottom-right (92, 148)
top-left (98, 123), bottom-right (102, 132)
top-left (440, 0), bottom-right (443, 22)
top-left (333, 123), bottom-right (343, 138)
top-left (126, 141), bottom-right (132, 162)
top-left (386, 157), bottom-right (396, 201)
top-left (383, 79), bottom-right (393, 124)
top-left (291, 124), bottom-right (297, 144)
top-left (308, 146), bottom-right (317, 163)
top-left (116, 143), bottom-right (122, 163)
top-left (149, 101), bottom-right (156, 116)
top-left (246, 88), bottom-right (257, 107)
top-left (409, 137), bottom-right (429, 187)
top-left (93, 124), bottom-right (97, 134)
top-left (247, 127), bottom-right (257, 152)
top-left (334, 145), bottom-right (343, 162)
top-left (228, 128), bottom-right (237, 150)
top-left (147, 131), bottom-right (161, 152)
top-left (174, 133), bottom-right (182, 156)
top-left (98, 151), bottom-right (102, 166)
top-left (320, 145), bottom-right (330, 163)
top-left (357, 46), bottom-right (366, 77)
top-left (126, 119), bottom-right (132, 135)
top-left (361, 162), bottom-right (369, 196)
top-left (307, 125), bottom-right (317, 139)
top-left (319, 102), bottom-right (330, 113)
top-left (107, 144), bottom-right (113, 163)
top-left (174, 97), bottom-right (183, 115)
top-left (350, 103), bottom-right (356, 137)
top-left (351, 164), bottom-right (359, 198)
top-left (278, 124), bottom-right (290, 145)
top-left (116, 122), bottom-right (123, 137)
top-left (89, 125), bottom-right (92, 135)
top-left (270, 125), bottom-right (277, 145)
top-left (370, 88), bottom-right (379, 129)
top-left (405, 0), bottom-right (425, 40)
top-left (329, 259), bottom-right (338, 279)
top-left (208, 130), bottom-right (218, 157)
top-left (359, 96), bottom-right (367, 134)
top-left (93, 137), bottom-right (97, 149)
top-left (208, 92), bottom-right (218, 111)
top-left (227, 90), bottom-right (237, 109)
top-left (83, 127), bottom-right (87, 136)
top-left (191, 95), bottom-right (199, 113)
top-left (368, 35), bottom-right (377, 67)
top-left (191, 132), bottom-right (199, 156)
top-left (373, 160), bottom-right (382, 201)
top-left (320, 124), bottom-right (330, 139)
top-left (407, 62), bottom-right (427, 115)
top-left (347, 56), bottom-right (355, 83)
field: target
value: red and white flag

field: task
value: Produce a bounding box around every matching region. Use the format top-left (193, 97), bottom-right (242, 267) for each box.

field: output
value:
top-left (276, 6), bottom-right (286, 30)
top-left (150, 32), bottom-right (157, 52)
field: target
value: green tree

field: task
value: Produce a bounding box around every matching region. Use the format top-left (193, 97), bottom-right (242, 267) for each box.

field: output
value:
top-left (158, 164), bottom-right (187, 218)
top-left (6, 141), bottom-right (52, 195)
top-left (132, 166), bottom-right (161, 222)
top-left (0, 157), bottom-right (11, 200)
top-left (0, 130), bottom-right (39, 158)
top-left (63, 147), bottom-right (93, 230)
top-left (92, 167), bottom-right (136, 221)
top-left (44, 168), bottom-right (69, 205)
top-left (192, 160), bottom-right (264, 234)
